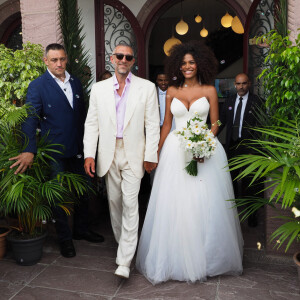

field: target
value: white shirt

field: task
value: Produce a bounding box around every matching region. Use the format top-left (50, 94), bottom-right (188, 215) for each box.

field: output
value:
top-left (158, 87), bottom-right (167, 126)
top-left (233, 92), bottom-right (249, 138)
top-left (47, 69), bottom-right (73, 108)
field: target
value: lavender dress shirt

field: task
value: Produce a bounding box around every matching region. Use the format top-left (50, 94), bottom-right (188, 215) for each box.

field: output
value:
top-left (113, 72), bottom-right (132, 138)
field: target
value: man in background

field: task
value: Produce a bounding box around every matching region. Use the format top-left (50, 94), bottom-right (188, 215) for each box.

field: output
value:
top-left (219, 73), bottom-right (262, 227)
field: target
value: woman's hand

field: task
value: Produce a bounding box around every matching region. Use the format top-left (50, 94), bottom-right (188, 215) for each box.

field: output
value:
top-left (193, 157), bottom-right (204, 163)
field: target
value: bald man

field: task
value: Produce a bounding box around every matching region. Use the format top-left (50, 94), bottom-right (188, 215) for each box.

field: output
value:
top-left (219, 73), bottom-right (262, 226)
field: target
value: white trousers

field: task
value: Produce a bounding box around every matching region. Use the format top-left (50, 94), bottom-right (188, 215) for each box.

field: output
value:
top-left (105, 139), bottom-right (141, 267)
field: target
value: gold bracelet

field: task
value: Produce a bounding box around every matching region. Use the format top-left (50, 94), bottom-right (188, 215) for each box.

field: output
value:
top-left (212, 120), bottom-right (222, 127)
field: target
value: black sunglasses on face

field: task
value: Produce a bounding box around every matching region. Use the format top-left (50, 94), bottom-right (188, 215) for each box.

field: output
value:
top-left (113, 53), bottom-right (134, 61)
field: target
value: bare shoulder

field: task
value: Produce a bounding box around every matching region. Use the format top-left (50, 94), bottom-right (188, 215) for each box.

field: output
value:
top-left (166, 86), bottom-right (178, 99)
top-left (201, 84), bottom-right (217, 100)
top-left (201, 84), bottom-right (217, 94)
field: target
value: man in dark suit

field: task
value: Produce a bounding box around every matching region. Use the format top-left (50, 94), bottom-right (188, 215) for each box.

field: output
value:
top-left (9, 43), bottom-right (104, 257)
top-left (219, 73), bottom-right (262, 226)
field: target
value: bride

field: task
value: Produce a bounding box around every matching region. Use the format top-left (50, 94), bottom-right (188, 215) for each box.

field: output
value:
top-left (136, 41), bottom-right (243, 285)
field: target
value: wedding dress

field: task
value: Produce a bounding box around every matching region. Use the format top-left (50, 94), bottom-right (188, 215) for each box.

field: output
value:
top-left (136, 97), bottom-right (243, 284)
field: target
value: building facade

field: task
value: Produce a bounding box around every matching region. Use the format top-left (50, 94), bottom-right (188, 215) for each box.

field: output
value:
top-left (1, 0), bottom-right (299, 83)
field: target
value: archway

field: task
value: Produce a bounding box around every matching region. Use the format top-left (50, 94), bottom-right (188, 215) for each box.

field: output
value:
top-left (137, 0), bottom-right (250, 78)
top-left (94, 0), bottom-right (145, 80)
top-left (0, 0), bottom-right (22, 49)
top-left (140, 0), bottom-right (247, 84)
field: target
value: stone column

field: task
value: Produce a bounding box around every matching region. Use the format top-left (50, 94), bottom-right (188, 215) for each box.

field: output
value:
top-left (288, 0), bottom-right (300, 42)
top-left (20, 0), bottom-right (61, 47)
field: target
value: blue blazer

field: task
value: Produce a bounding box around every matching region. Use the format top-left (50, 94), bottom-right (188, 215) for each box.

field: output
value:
top-left (22, 70), bottom-right (86, 158)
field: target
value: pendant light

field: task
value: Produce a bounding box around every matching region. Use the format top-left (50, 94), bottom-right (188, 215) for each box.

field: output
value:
top-left (175, 0), bottom-right (189, 35)
top-left (164, 35), bottom-right (182, 56)
top-left (200, 27), bottom-right (208, 38)
top-left (231, 16), bottom-right (244, 34)
top-left (194, 14), bottom-right (202, 23)
top-left (221, 12), bottom-right (233, 28)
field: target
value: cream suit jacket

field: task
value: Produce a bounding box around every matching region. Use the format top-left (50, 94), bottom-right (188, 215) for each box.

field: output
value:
top-left (84, 74), bottom-right (160, 179)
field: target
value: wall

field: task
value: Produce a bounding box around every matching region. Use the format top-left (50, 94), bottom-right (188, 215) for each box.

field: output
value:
top-left (120, 0), bottom-right (146, 17)
top-left (288, 0), bottom-right (300, 43)
top-left (20, 0), bottom-right (60, 47)
top-left (78, 0), bottom-right (96, 83)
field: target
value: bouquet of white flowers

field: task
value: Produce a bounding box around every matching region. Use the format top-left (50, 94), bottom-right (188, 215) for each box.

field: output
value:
top-left (175, 112), bottom-right (218, 176)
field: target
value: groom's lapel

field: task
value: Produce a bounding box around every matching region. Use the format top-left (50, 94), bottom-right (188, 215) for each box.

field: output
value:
top-left (104, 78), bottom-right (117, 126)
top-left (123, 74), bottom-right (139, 130)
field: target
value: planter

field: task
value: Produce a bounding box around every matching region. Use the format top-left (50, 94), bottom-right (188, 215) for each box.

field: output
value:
top-left (0, 226), bottom-right (12, 259)
top-left (293, 251), bottom-right (300, 285)
top-left (7, 231), bottom-right (47, 266)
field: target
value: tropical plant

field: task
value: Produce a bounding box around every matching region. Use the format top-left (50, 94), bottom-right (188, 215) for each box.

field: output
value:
top-left (58, 0), bottom-right (93, 105)
top-left (230, 118), bottom-right (300, 251)
top-left (0, 42), bottom-right (46, 105)
top-left (256, 30), bottom-right (300, 124)
top-left (274, 0), bottom-right (288, 37)
top-left (0, 100), bottom-right (89, 237)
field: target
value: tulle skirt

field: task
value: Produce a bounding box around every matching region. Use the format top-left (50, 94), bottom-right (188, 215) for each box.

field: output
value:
top-left (136, 132), bottom-right (243, 285)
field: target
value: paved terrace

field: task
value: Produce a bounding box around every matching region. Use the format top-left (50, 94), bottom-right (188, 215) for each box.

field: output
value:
top-left (0, 194), bottom-right (299, 300)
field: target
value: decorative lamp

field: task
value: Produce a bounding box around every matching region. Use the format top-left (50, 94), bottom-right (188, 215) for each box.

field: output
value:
top-left (175, 19), bottom-right (189, 35)
top-left (163, 36), bottom-right (182, 56)
top-left (195, 14), bottom-right (202, 23)
top-left (200, 27), bottom-right (208, 38)
top-left (221, 12), bottom-right (233, 28)
top-left (175, 0), bottom-right (189, 35)
top-left (231, 16), bottom-right (244, 34)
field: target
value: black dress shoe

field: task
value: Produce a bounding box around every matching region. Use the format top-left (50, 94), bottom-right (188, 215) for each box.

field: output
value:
top-left (60, 239), bottom-right (76, 258)
top-left (73, 230), bottom-right (104, 243)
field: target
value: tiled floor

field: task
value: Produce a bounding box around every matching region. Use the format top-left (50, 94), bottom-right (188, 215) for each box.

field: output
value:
top-left (0, 196), bottom-right (299, 300)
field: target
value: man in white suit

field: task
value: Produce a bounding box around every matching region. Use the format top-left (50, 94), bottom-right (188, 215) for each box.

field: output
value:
top-left (84, 44), bottom-right (160, 279)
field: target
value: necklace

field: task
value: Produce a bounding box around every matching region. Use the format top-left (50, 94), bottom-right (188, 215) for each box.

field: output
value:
top-left (184, 83), bottom-right (198, 88)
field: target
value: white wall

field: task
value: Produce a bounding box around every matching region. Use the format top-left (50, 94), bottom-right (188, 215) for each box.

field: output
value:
top-left (78, 0), bottom-right (96, 83)
top-left (120, 0), bottom-right (146, 17)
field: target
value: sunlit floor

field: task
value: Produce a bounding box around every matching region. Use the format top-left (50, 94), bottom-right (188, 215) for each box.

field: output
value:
top-left (0, 192), bottom-right (299, 300)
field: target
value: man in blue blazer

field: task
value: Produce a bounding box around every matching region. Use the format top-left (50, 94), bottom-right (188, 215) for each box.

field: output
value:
top-left (10, 43), bottom-right (104, 257)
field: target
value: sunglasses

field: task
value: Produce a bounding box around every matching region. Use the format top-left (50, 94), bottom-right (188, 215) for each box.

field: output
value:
top-left (113, 53), bottom-right (134, 61)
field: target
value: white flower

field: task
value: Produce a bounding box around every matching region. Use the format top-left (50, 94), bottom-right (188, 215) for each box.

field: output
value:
top-left (292, 207), bottom-right (300, 218)
top-left (193, 128), bottom-right (201, 135)
top-left (186, 140), bottom-right (193, 150)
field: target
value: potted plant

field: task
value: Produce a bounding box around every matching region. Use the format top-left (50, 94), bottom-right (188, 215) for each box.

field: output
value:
top-left (0, 42), bottom-right (46, 106)
top-left (230, 28), bottom-right (300, 282)
top-left (0, 100), bottom-right (90, 265)
top-left (0, 221), bottom-right (11, 259)
top-left (0, 43), bottom-right (90, 265)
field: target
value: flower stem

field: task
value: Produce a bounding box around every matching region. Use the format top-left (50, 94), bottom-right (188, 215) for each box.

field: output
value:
top-left (185, 160), bottom-right (198, 176)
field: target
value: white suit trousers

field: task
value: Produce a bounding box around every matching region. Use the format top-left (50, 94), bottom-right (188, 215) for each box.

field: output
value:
top-left (105, 139), bottom-right (141, 267)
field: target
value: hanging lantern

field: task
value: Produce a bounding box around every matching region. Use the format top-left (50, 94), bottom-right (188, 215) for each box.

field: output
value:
top-left (163, 36), bottom-right (182, 56)
top-left (176, 19), bottom-right (189, 35)
top-left (200, 27), bottom-right (208, 38)
top-left (194, 14), bottom-right (202, 23)
top-left (221, 12), bottom-right (233, 28)
top-left (231, 16), bottom-right (244, 34)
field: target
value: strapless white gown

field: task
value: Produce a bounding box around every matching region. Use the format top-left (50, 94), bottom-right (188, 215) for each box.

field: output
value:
top-left (136, 97), bottom-right (243, 285)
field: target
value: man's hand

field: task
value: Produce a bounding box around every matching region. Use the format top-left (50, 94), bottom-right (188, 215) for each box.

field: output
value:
top-left (9, 152), bottom-right (34, 175)
top-left (193, 157), bottom-right (204, 163)
top-left (144, 161), bottom-right (157, 174)
top-left (84, 157), bottom-right (96, 178)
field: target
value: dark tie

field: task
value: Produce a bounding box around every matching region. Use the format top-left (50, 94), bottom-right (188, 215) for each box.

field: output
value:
top-left (232, 97), bottom-right (243, 141)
